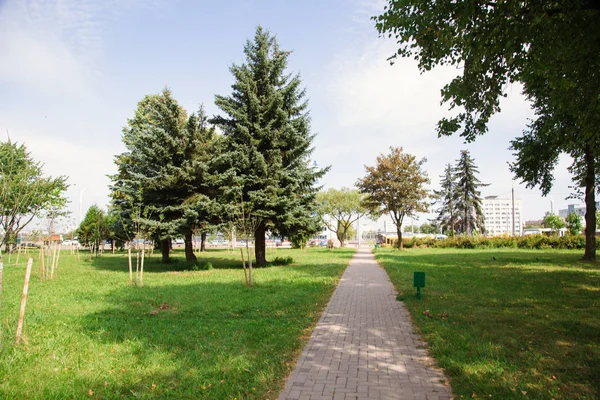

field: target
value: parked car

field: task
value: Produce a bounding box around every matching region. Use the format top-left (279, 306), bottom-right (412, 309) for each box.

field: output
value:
top-left (18, 242), bottom-right (39, 249)
top-left (174, 238), bottom-right (184, 244)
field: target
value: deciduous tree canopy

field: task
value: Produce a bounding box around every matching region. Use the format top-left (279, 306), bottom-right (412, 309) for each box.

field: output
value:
top-left (356, 147), bottom-right (429, 249)
top-left (374, 0), bottom-right (600, 259)
top-left (0, 140), bottom-right (68, 252)
top-left (316, 188), bottom-right (368, 248)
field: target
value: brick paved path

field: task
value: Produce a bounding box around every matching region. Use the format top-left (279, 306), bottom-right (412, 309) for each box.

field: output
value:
top-left (278, 247), bottom-right (452, 400)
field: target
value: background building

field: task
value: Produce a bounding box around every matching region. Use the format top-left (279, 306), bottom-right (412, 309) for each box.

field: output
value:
top-left (558, 202), bottom-right (600, 224)
top-left (482, 196), bottom-right (523, 236)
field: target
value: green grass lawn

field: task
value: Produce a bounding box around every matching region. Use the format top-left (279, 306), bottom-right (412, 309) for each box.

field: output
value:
top-left (375, 247), bottom-right (600, 400)
top-left (0, 247), bottom-right (355, 399)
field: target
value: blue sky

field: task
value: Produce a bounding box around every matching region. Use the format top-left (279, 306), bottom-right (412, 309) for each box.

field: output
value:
top-left (0, 0), bottom-right (580, 230)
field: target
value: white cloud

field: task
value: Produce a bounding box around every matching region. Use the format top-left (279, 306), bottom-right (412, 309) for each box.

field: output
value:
top-left (314, 24), bottom-right (580, 222)
top-left (0, 1), bottom-right (99, 96)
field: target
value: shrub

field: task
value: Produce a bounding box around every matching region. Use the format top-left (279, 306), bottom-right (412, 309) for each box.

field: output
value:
top-left (271, 256), bottom-right (294, 266)
top-left (195, 261), bottom-right (213, 271)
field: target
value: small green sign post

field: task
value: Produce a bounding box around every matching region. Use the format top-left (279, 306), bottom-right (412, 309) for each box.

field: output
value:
top-left (413, 271), bottom-right (426, 300)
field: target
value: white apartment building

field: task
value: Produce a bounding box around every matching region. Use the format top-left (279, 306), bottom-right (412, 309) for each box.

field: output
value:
top-left (482, 196), bottom-right (523, 236)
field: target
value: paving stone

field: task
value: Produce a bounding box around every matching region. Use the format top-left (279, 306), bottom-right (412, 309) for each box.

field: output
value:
top-left (279, 247), bottom-right (452, 400)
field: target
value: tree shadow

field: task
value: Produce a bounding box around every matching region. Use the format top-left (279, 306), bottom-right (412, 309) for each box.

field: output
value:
top-left (66, 276), bottom-right (339, 399)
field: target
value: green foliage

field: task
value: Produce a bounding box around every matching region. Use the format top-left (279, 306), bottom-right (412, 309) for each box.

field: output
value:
top-left (403, 224), bottom-right (419, 233)
top-left (400, 234), bottom-right (594, 250)
top-left (375, 248), bottom-right (600, 399)
top-left (419, 223), bottom-right (438, 234)
top-left (338, 220), bottom-right (356, 241)
top-left (213, 26), bottom-right (326, 266)
top-left (271, 256), bottom-right (294, 266)
top-left (454, 150), bottom-right (488, 234)
top-left (565, 212), bottom-right (583, 235)
top-left (77, 204), bottom-right (107, 251)
top-left (433, 164), bottom-right (458, 235)
top-left (543, 212), bottom-right (565, 232)
top-left (104, 207), bottom-right (129, 250)
top-left (317, 187), bottom-right (368, 247)
top-left (111, 88), bottom-right (217, 262)
top-left (193, 260), bottom-right (213, 271)
top-left (373, 0), bottom-right (599, 259)
top-left (0, 140), bottom-right (68, 250)
top-left (356, 146), bottom-right (429, 249)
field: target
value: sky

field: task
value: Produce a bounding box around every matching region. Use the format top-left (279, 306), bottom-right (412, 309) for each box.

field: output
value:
top-left (0, 0), bottom-right (582, 232)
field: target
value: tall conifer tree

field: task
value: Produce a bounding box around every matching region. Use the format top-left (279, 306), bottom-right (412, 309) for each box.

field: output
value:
top-left (111, 89), bottom-right (215, 263)
top-left (433, 164), bottom-right (458, 235)
top-left (213, 26), bottom-right (326, 266)
top-left (454, 150), bottom-right (487, 234)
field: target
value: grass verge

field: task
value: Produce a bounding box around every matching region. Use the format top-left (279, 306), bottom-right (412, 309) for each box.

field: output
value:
top-left (0, 247), bottom-right (354, 399)
top-left (374, 247), bottom-right (600, 399)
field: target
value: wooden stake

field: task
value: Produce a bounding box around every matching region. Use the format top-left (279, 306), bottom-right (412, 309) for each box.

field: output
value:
top-left (140, 245), bottom-right (145, 287)
top-left (128, 247), bottom-right (133, 286)
top-left (246, 245), bottom-right (253, 287)
top-left (50, 243), bottom-right (58, 279)
top-left (45, 245), bottom-right (51, 277)
top-left (240, 248), bottom-right (248, 285)
top-left (15, 258), bottom-right (33, 345)
top-left (55, 244), bottom-right (62, 275)
top-left (40, 247), bottom-right (45, 281)
top-left (76, 245), bottom-right (80, 261)
top-left (16, 245), bottom-right (21, 265)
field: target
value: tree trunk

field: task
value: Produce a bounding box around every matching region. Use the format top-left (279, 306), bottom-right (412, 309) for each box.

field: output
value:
top-left (582, 146), bottom-right (596, 261)
top-left (396, 224), bottom-right (404, 249)
top-left (184, 231), bottom-right (197, 263)
top-left (254, 222), bottom-right (267, 267)
top-left (160, 239), bottom-right (170, 263)
top-left (336, 229), bottom-right (345, 248)
top-left (200, 232), bottom-right (206, 252)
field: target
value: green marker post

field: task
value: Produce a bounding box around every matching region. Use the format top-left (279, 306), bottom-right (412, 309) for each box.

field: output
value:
top-left (413, 271), bottom-right (426, 300)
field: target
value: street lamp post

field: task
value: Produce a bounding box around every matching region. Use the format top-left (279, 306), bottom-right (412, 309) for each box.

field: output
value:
top-left (78, 188), bottom-right (87, 225)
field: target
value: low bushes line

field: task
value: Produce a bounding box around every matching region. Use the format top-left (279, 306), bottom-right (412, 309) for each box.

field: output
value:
top-left (399, 234), bottom-right (596, 250)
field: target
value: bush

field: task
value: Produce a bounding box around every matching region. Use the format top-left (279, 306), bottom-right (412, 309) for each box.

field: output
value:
top-left (426, 234), bottom-right (593, 250)
top-left (271, 256), bottom-right (294, 266)
top-left (194, 261), bottom-right (213, 271)
top-left (385, 234), bottom-right (596, 250)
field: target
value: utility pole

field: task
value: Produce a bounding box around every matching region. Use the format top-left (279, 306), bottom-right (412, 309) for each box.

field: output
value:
top-left (78, 188), bottom-right (87, 224)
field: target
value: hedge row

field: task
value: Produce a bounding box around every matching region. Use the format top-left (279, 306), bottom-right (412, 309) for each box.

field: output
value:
top-left (399, 234), bottom-right (599, 250)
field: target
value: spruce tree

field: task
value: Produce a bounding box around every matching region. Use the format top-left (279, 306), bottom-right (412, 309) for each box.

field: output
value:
top-left (454, 150), bottom-right (488, 234)
top-left (433, 164), bottom-right (458, 236)
top-left (213, 26), bottom-right (326, 266)
top-left (111, 88), bottom-right (215, 263)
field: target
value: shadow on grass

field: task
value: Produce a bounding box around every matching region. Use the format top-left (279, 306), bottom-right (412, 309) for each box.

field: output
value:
top-left (375, 249), bottom-right (600, 399)
top-left (74, 280), bottom-right (322, 398)
top-left (87, 248), bottom-right (355, 276)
